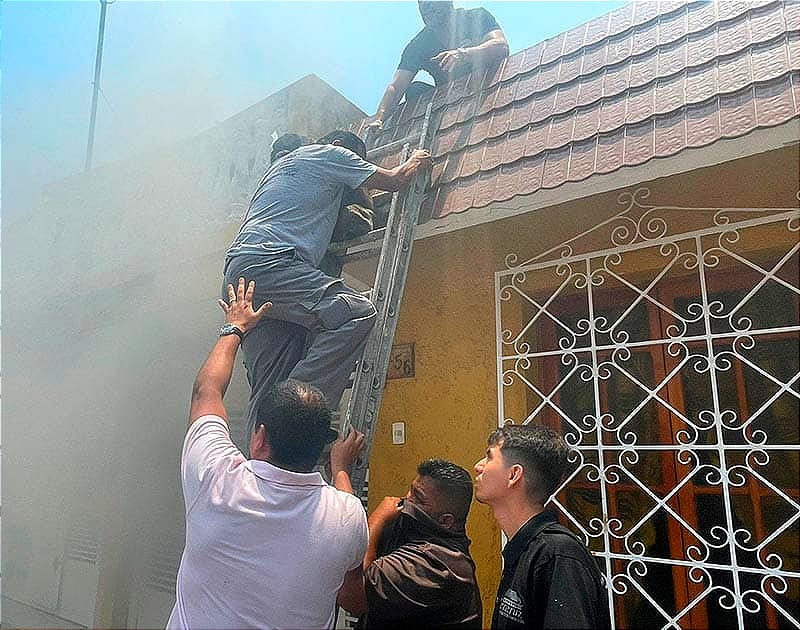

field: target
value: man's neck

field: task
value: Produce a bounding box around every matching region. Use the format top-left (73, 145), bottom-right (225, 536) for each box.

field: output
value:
top-left (491, 499), bottom-right (545, 541)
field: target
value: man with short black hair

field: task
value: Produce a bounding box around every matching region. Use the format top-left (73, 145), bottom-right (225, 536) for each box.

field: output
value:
top-left (474, 424), bottom-right (611, 630)
top-left (368, 0), bottom-right (508, 129)
top-left (223, 130), bottom-right (431, 439)
top-left (339, 458), bottom-right (482, 628)
top-left (168, 278), bottom-right (369, 630)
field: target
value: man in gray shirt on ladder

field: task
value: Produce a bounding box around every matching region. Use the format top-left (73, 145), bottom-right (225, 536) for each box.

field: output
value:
top-left (223, 130), bottom-right (430, 438)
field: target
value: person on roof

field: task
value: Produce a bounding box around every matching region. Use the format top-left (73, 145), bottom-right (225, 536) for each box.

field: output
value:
top-left (368, 0), bottom-right (509, 130)
top-left (338, 458), bottom-right (482, 629)
top-left (222, 130), bottom-right (431, 441)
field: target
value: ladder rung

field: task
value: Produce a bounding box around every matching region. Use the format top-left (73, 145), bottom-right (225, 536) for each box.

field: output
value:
top-left (366, 134), bottom-right (419, 159)
top-left (370, 191), bottom-right (393, 206)
top-left (327, 227), bottom-right (386, 255)
top-left (339, 248), bottom-right (381, 264)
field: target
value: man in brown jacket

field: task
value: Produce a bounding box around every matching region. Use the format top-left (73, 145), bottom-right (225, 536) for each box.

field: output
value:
top-left (338, 458), bottom-right (482, 628)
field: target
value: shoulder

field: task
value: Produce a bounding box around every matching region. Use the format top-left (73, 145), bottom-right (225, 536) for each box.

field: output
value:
top-left (461, 7), bottom-right (499, 29)
top-left (399, 27), bottom-right (437, 68)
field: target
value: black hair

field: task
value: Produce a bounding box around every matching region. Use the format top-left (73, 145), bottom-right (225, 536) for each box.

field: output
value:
top-left (253, 379), bottom-right (335, 472)
top-left (316, 130), bottom-right (368, 159)
top-left (417, 458), bottom-right (474, 524)
top-left (270, 133), bottom-right (308, 163)
top-left (487, 424), bottom-right (573, 504)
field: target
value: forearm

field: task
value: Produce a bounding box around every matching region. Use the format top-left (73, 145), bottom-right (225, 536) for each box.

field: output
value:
top-left (464, 37), bottom-right (509, 65)
top-left (332, 470), bottom-right (355, 494)
top-left (364, 518), bottom-right (390, 567)
top-left (375, 84), bottom-right (401, 122)
top-left (191, 336), bottom-right (239, 404)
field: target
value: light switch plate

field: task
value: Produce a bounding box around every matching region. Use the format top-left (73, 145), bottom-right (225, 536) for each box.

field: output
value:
top-left (391, 421), bottom-right (405, 445)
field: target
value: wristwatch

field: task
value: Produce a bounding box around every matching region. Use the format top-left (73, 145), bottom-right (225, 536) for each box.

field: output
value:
top-left (219, 323), bottom-right (244, 341)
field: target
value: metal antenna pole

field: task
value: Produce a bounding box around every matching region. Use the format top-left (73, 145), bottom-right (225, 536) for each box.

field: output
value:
top-left (85, 0), bottom-right (109, 171)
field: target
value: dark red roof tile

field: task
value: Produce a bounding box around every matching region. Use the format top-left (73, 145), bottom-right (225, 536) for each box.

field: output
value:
top-left (419, 186), bottom-right (437, 221)
top-left (719, 87), bottom-right (757, 137)
top-left (483, 135), bottom-right (507, 171)
top-left (750, 3), bottom-right (787, 42)
top-left (517, 155), bottom-right (545, 195)
top-left (524, 122), bottom-right (549, 158)
top-left (754, 74), bottom-right (797, 126)
top-left (439, 101), bottom-right (462, 130)
top-left (584, 13), bottom-right (610, 47)
top-left (468, 114), bottom-right (493, 146)
top-left (500, 52), bottom-right (526, 83)
top-left (658, 40), bottom-right (688, 77)
top-left (604, 62), bottom-right (631, 97)
top-left (547, 112), bottom-right (575, 149)
top-left (578, 72), bottom-right (605, 106)
top-left (494, 161), bottom-right (524, 201)
top-left (751, 39), bottom-right (789, 82)
top-left (473, 171), bottom-right (499, 208)
top-left (519, 41), bottom-right (545, 75)
top-left (515, 70), bottom-right (540, 103)
top-left (433, 125), bottom-right (467, 158)
top-left (445, 73), bottom-right (472, 105)
top-left (606, 34), bottom-right (633, 67)
top-left (554, 82), bottom-right (581, 114)
top-left (632, 21), bottom-right (660, 57)
top-left (608, 3), bottom-right (636, 34)
top-left (654, 109), bottom-right (687, 156)
top-left (431, 84), bottom-right (450, 111)
top-left (439, 150), bottom-right (464, 184)
top-left (489, 106), bottom-right (513, 138)
top-left (560, 53), bottom-right (583, 85)
top-left (429, 157), bottom-right (446, 187)
top-left (686, 99), bottom-right (721, 147)
top-left (629, 52), bottom-right (659, 89)
top-left (573, 104), bottom-right (601, 141)
top-left (718, 52), bottom-right (753, 93)
top-left (536, 62), bottom-right (561, 92)
top-left (459, 142), bottom-right (485, 179)
top-left (563, 24), bottom-right (587, 58)
top-left (483, 62), bottom-right (505, 89)
top-left (718, 16), bottom-right (752, 57)
top-left (687, 30), bottom-right (717, 67)
top-left (596, 129), bottom-right (626, 173)
top-left (626, 84), bottom-right (655, 124)
top-left (531, 89), bottom-right (557, 124)
top-left (688, 2), bottom-right (717, 34)
top-left (624, 119), bottom-right (655, 165)
top-left (655, 74), bottom-right (686, 114)
top-left (568, 138), bottom-right (598, 181)
top-left (541, 32), bottom-right (567, 66)
top-left (494, 79), bottom-right (519, 111)
top-left (477, 84), bottom-right (500, 116)
top-left (686, 65), bottom-right (719, 104)
top-left (450, 176), bottom-right (477, 213)
top-left (541, 146), bottom-right (571, 189)
top-left (509, 99), bottom-right (533, 132)
top-left (456, 98), bottom-right (479, 125)
top-left (599, 93), bottom-right (628, 132)
top-left (582, 41), bottom-right (608, 76)
top-left (504, 127), bottom-right (528, 163)
top-left (659, 8), bottom-right (689, 46)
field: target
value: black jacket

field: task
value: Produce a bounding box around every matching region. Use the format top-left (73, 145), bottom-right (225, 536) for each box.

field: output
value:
top-left (492, 511), bottom-right (611, 630)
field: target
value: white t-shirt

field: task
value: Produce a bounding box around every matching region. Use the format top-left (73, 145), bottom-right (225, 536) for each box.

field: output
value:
top-left (166, 415), bottom-right (368, 630)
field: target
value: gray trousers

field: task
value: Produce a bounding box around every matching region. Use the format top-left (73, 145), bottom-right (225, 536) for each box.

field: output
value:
top-left (222, 252), bottom-right (377, 437)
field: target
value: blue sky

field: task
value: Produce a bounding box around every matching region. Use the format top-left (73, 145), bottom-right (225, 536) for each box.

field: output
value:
top-left (2, 1), bottom-right (625, 216)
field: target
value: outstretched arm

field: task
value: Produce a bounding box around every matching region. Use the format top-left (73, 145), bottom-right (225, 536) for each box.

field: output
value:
top-left (188, 278), bottom-right (271, 426)
top-left (362, 149), bottom-right (432, 192)
top-left (432, 29), bottom-right (509, 74)
top-left (368, 69), bottom-right (415, 130)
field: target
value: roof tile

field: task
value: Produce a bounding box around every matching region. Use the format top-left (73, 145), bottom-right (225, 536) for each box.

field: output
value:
top-left (578, 72), bottom-right (605, 106)
top-left (430, 157), bottom-right (447, 187)
top-left (459, 142), bottom-right (486, 179)
top-left (607, 34), bottom-right (634, 67)
top-left (515, 71), bottom-right (540, 103)
top-left (786, 1), bottom-right (800, 31)
top-left (433, 125), bottom-right (468, 158)
top-left (754, 74), bottom-right (797, 126)
top-left (504, 127), bottom-right (528, 163)
top-left (483, 135), bottom-right (507, 171)
top-left (536, 62), bottom-right (561, 93)
top-left (547, 112), bottom-right (576, 149)
top-left (509, 99), bottom-right (533, 131)
top-left (494, 79), bottom-right (519, 111)
top-left (585, 13), bottom-right (611, 47)
top-left (751, 39), bottom-right (789, 82)
top-left (573, 104), bottom-right (601, 141)
top-left (473, 171), bottom-right (499, 208)
top-left (560, 53), bottom-right (583, 85)
top-left (654, 109), bottom-right (687, 156)
top-left (517, 155), bottom-right (545, 195)
top-left (608, 3), bottom-right (636, 35)
top-left (717, 1), bottom-right (753, 24)
top-left (500, 52), bottom-right (526, 83)
top-left (749, 3), bottom-right (787, 42)
top-left (629, 52), bottom-right (659, 89)
top-left (792, 73), bottom-right (800, 117)
top-left (541, 32), bottom-right (567, 66)
top-left (554, 82), bottom-right (581, 114)
top-left (489, 106), bottom-right (513, 137)
top-left (582, 41), bottom-right (609, 76)
top-left (483, 62), bottom-right (506, 89)
top-left (632, 21), bottom-right (660, 57)
top-left (604, 62), bottom-right (631, 97)
top-left (477, 84), bottom-right (500, 116)
top-left (686, 99), bottom-right (721, 147)
top-left (494, 161), bottom-right (524, 202)
top-left (658, 7), bottom-right (688, 46)
top-left (456, 98), bottom-right (479, 125)
top-left (599, 93), bottom-right (628, 132)
top-left (519, 41), bottom-right (545, 75)
top-left (563, 24), bottom-right (588, 58)
top-left (541, 146), bottom-right (571, 189)
top-left (719, 87), bottom-right (757, 137)
top-left (655, 74), bottom-right (686, 114)
top-left (531, 89), bottom-right (557, 124)
top-left (524, 122), bottom-right (549, 158)
top-left (687, 2), bottom-right (717, 34)
top-left (440, 150), bottom-right (465, 184)
top-left (440, 101), bottom-right (462, 130)
top-left (624, 119), bottom-right (655, 165)
top-left (568, 138), bottom-right (598, 181)
top-left (633, 1), bottom-right (662, 26)
top-left (626, 84), bottom-right (655, 124)
top-left (718, 16), bottom-right (752, 57)
top-left (790, 34), bottom-right (800, 71)
top-left (658, 40), bottom-right (688, 77)
top-left (718, 51), bottom-right (753, 94)
top-left (596, 129), bottom-right (626, 173)
top-left (445, 74), bottom-right (471, 106)
top-left (468, 114), bottom-right (494, 146)
top-left (687, 30), bottom-right (717, 67)
top-left (686, 65), bottom-right (719, 104)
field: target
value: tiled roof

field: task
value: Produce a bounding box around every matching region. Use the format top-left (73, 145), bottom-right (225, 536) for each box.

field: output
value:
top-left (354, 0), bottom-right (800, 220)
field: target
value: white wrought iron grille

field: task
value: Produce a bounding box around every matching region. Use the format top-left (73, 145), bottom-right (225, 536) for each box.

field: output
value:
top-left (495, 189), bottom-right (799, 629)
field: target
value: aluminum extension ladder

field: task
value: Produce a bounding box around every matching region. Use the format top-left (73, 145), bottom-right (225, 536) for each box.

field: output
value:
top-left (330, 102), bottom-right (435, 496)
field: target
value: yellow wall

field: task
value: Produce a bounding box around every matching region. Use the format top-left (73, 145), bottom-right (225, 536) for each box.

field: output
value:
top-left (360, 146), bottom-right (799, 624)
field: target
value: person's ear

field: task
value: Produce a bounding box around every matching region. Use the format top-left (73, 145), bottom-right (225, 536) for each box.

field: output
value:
top-left (508, 463), bottom-right (525, 489)
top-left (438, 512), bottom-right (456, 530)
top-left (250, 424), bottom-right (270, 458)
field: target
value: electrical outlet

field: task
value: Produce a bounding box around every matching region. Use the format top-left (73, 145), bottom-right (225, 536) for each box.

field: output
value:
top-left (391, 421), bottom-right (405, 445)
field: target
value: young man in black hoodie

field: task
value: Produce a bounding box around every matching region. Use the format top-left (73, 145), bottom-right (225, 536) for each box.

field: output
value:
top-left (338, 458), bottom-right (482, 628)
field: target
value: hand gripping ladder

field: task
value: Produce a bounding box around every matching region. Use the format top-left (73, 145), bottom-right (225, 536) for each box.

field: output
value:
top-left (336, 102), bottom-right (435, 495)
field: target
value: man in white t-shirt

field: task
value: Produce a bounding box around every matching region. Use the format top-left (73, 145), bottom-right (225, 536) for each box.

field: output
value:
top-left (167, 277), bottom-right (369, 630)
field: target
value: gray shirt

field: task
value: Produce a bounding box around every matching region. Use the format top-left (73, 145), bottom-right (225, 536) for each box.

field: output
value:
top-left (226, 144), bottom-right (377, 267)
